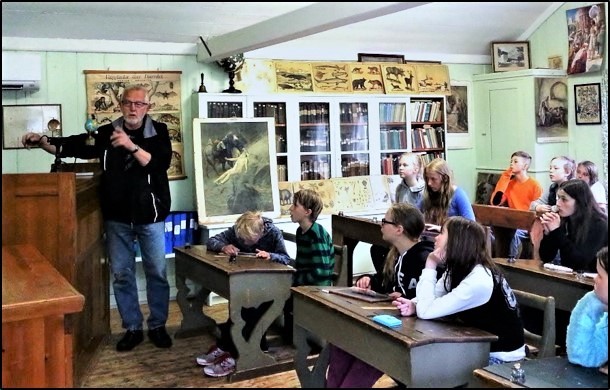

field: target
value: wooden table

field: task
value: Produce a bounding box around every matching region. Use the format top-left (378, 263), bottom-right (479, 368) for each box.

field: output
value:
top-left (292, 286), bottom-right (498, 388)
top-left (2, 244), bottom-right (85, 388)
top-left (173, 245), bottom-right (294, 376)
top-left (494, 258), bottom-right (593, 312)
top-left (473, 356), bottom-right (608, 388)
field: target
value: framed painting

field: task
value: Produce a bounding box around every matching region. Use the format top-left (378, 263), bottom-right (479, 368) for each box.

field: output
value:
top-left (358, 53), bottom-right (404, 63)
top-left (491, 41), bottom-right (531, 72)
top-left (475, 172), bottom-right (502, 205)
top-left (574, 83), bottom-right (602, 125)
top-left (566, 3), bottom-right (605, 75)
top-left (535, 77), bottom-right (568, 143)
top-left (446, 81), bottom-right (473, 149)
top-left (2, 104), bottom-right (62, 149)
top-left (193, 117), bottom-right (279, 224)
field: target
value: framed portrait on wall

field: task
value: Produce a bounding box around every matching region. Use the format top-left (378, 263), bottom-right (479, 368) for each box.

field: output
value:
top-left (193, 117), bottom-right (279, 224)
top-left (357, 53), bottom-right (404, 63)
top-left (566, 3), bottom-right (605, 75)
top-left (574, 83), bottom-right (602, 125)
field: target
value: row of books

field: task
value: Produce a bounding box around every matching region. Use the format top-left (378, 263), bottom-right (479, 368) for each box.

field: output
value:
top-left (341, 159), bottom-right (370, 177)
top-left (254, 103), bottom-right (286, 125)
top-left (299, 103), bottom-right (330, 124)
top-left (379, 102), bottom-right (407, 123)
top-left (380, 151), bottom-right (445, 175)
top-left (411, 100), bottom-right (443, 123)
top-left (340, 103), bottom-right (369, 123)
top-left (380, 128), bottom-right (408, 150)
top-left (300, 159), bottom-right (331, 180)
top-left (207, 102), bottom-right (243, 118)
top-left (277, 164), bottom-right (288, 182)
top-left (411, 126), bottom-right (444, 150)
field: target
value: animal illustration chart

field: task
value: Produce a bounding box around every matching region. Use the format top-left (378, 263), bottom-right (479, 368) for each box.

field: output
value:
top-left (311, 62), bottom-right (351, 93)
top-left (84, 70), bottom-right (185, 180)
top-left (349, 63), bottom-right (385, 93)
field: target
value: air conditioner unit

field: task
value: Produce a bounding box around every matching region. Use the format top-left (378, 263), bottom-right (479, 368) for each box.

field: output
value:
top-left (2, 52), bottom-right (41, 91)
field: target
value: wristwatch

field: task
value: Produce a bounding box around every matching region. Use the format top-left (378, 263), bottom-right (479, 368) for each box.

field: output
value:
top-left (130, 145), bottom-right (140, 154)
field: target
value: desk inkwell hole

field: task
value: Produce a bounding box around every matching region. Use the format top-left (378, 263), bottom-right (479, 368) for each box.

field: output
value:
top-left (229, 254), bottom-right (237, 263)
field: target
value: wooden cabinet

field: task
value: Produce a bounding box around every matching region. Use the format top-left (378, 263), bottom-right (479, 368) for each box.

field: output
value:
top-left (2, 171), bottom-right (109, 387)
top-left (473, 69), bottom-right (568, 181)
top-left (193, 93), bottom-right (446, 181)
top-left (2, 244), bottom-right (85, 388)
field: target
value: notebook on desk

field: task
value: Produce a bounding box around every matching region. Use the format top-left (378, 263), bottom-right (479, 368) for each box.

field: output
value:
top-left (329, 287), bottom-right (392, 303)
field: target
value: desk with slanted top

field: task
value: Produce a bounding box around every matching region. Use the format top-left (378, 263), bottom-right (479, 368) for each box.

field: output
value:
top-left (493, 258), bottom-right (592, 312)
top-left (173, 245), bottom-right (294, 379)
top-left (292, 285), bottom-right (498, 388)
top-left (473, 204), bottom-right (538, 258)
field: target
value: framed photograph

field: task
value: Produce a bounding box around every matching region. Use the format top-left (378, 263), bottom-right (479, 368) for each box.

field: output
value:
top-left (358, 53), bottom-right (404, 64)
top-left (574, 83), bottom-right (602, 125)
top-left (491, 41), bottom-right (531, 72)
top-left (2, 104), bottom-right (62, 149)
top-left (192, 117), bottom-right (280, 224)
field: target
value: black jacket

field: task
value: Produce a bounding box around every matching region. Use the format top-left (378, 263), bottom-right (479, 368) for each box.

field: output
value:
top-left (60, 115), bottom-right (172, 224)
top-left (359, 240), bottom-right (436, 299)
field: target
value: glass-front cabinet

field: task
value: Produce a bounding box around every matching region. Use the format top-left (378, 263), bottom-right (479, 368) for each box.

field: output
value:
top-left (192, 93), bottom-right (446, 182)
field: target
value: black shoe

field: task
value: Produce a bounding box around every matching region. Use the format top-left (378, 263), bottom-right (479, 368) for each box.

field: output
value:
top-left (148, 326), bottom-right (172, 348)
top-left (116, 330), bottom-right (143, 352)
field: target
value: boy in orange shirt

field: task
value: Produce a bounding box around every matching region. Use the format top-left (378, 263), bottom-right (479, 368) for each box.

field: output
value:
top-left (490, 151), bottom-right (543, 258)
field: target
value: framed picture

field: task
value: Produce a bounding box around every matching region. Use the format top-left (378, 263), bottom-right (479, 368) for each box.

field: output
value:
top-left (535, 77), bottom-right (568, 143)
top-left (574, 83), bottom-right (602, 125)
top-left (446, 80), bottom-right (473, 149)
top-left (358, 53), bottom-right (404, 64)
top-left (192, 117), bottom-right (280, 224)
top-left (2, 104), bottom-right (62, 149)
top-left (475, 172), bottom-right (502, 205)
top-left (491, 41), bottom-right (531, 72)
top-left (566, 3), bottom-right (605, 75)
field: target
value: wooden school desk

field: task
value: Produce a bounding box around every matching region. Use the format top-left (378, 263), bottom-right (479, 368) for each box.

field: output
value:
top-left (493, 258), bottom-right (593, 312)
top-left (473, 356), bottom-right (608, 388)
top-left (291, 286), bottom-right (497, 388)
top-left (173, 245), bottom-right (294, 376)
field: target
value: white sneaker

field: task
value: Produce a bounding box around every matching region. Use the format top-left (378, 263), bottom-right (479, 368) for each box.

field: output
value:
top-left (196, 345), bottom-right (226, 366)
top-left (203, 354), bottom-right (236, 377)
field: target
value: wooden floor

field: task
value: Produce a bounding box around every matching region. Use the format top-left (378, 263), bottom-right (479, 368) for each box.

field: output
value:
top-left (80, 300), bottom-right (397, 388)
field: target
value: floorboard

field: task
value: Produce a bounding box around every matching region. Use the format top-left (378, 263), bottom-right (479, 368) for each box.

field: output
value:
top-left (80, 300), bottom-right (396, 388)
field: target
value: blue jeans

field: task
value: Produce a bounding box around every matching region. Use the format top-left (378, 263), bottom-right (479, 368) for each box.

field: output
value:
top-left (106, 220), bottom-right (169, 331)
top-left (509, 229), bottom-right (529, 258)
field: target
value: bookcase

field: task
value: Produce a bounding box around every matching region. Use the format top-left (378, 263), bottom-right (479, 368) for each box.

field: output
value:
top-left (192, 93), bottom-right (446, 182)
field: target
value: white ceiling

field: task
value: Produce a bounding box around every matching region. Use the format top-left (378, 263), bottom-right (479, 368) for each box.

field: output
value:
top-left (2, 2), bottom-right (564, 64)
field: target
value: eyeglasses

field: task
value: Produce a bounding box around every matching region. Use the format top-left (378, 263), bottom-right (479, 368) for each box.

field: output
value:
top-left (381, 218), bottom-right (398, 226)
top-left (121, 100), bottom-right (149, 109)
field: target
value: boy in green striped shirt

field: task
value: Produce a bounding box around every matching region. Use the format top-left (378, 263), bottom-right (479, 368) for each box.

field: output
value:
top-left (283, 189), bottom-right (334, 343)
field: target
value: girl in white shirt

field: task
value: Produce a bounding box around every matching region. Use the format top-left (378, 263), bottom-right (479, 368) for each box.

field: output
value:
top-left (576, 160), bottom-right (607, 214)
top-left (394, 216), bottom-right (526, 365)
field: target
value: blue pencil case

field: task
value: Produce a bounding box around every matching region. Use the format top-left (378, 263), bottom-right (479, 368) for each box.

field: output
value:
top-left (372, 314), bottom-right (402, 328)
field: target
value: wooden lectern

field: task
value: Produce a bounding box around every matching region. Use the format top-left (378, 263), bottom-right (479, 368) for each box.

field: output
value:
top-left (2, 166), bottom-right (109, 386)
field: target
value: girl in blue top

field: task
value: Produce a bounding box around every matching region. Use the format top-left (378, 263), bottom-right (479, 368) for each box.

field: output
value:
top-left (566, 246), bottom-right (608, 371)
top-left (418, 158), bottom-right (475, 232)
